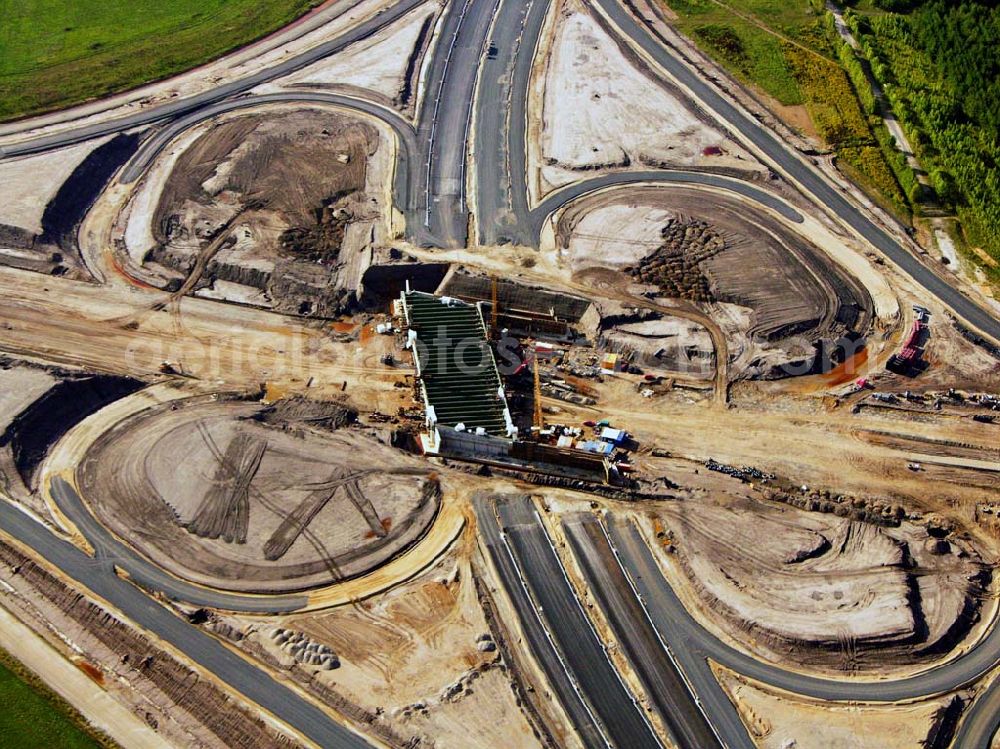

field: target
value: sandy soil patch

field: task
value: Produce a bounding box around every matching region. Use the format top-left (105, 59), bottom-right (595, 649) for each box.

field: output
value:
top-left (121, 106), bottom-right (392, 317)
top-left (533, 0), bottom-right (762, 195)
top-left (258, 1), bottom-right (438, 112)
top-left (555, 186), bottom-right (874, 377)
top-left (244, 544), bottom-right (544, 749)
top-left (0, 602), bottom-right (163, 749)
top-left (0, 138), bottom-right (112, 235)
top-left (0, 365), bottom-right (58, 433)
top-left (716, 665), bottom-right (959, 749)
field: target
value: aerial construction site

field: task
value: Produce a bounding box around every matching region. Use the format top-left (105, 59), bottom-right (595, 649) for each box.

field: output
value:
top-left (0, 0), bottom-right (998, 748)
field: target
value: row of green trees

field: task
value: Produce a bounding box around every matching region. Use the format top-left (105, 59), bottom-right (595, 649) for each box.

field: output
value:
top-left (844, 2), bottom-right (1000, 258)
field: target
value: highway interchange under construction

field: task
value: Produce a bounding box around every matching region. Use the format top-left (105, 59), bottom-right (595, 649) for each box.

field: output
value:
top-left (1, 0), bottom-right (999, 748)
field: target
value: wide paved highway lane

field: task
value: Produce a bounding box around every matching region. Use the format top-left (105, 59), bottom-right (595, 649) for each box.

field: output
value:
top-left (497, 496), bottom-right (663, 749)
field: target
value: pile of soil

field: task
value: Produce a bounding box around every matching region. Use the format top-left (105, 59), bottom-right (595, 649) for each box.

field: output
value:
top-left (624, 218), bottom-right (726, 302)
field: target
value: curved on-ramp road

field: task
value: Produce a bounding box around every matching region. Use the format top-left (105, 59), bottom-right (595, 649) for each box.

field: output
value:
top-left (0, 493), bottom-right (374, 748)
top-left (115, 91), bottom-right (423, 239)
top-left (0, 0), bottom-right (426, 158)
top-left (528, 169), bottom-right (804, 240)
top-left (606, 515), bottom-right (1000, 743)
top-left (590, 0), bottom-right (1000, 346)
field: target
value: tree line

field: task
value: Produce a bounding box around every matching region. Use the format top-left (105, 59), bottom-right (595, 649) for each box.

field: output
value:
top-left (843, 0), bottom-right (1000, 259)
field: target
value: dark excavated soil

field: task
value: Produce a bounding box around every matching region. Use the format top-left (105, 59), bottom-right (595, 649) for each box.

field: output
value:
top-left (40, 133), bottom-right (141, 252)
top-left (0, 375), bottom-right (144, 487)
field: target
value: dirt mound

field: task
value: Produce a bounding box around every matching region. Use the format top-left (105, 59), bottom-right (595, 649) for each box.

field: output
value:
top-left (146, 109), bottom-right (385, 318)
top-left (253, 395), bottom-right (358, 431)
top-left (623, 217), bottom-right (727, 303)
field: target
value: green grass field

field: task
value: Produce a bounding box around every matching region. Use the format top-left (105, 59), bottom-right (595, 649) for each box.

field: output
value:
top-left (0, 0), bottom-right (322, 121)
top-left (0, 648), bottom-right (114, 749)
top-left (662, 0), bottom-right (911, 219)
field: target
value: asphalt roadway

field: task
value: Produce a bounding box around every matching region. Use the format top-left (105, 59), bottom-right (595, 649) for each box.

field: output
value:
top-left (605, 515), bottom-right (1000, 745)
top-left (49, 477), bottom-right (309, 613)
top-left (1, 0), bottom-right (999, 743)
top-left (588, 0), bottom-right (1000, 345)
top-left (0, 495), bottom-right (372, 749)
top-left (475, 0), bottom-right (547, 247)
top-left (116, 91), bottom-right (422, 236)
top-left (563, 513), bottom-right (730, 749)
top-left (495, 496), bottom-right (663, 749)
top-left (414, 0), bottom-right (500, 247)
top-left (529, 169), bottom-right (804, 239)
top-left (473, 495), bottom-right (612, 749)
top-left (0, 0), bottom-right (425, 159)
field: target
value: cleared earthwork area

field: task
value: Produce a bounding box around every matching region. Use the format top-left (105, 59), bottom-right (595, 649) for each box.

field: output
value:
top-left (76, 395), bottom-right (439, 593)
top-left (533, 0), bottom-right (764, 195)
top-left (556, 186), bottom-right (873, 376)
top-left (128, 107), bottom-right (390, 317)
top-left (657, 493), bottom-right (988, 671)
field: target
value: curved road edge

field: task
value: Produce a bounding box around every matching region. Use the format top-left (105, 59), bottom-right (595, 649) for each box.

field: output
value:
top-left (606, 514), bottom-right (1000, 710)
top-left (0, 495), bottom-right (377, 748)
top-left (590, 0), bottom-right (1000, 347)
top-left (37, 382), bottom-right (466, 614)
top-left (0, 0), bottom-right (426, 158)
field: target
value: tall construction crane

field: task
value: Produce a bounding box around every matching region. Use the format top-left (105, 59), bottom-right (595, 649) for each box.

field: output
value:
top-left (533, 344), bottom-right (544, 429)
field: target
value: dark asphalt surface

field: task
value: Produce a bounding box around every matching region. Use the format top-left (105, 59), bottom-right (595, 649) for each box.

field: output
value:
top-left (496, 496), bottom-right (662, 749)
top-left (50, 477), bottom-right (309, 612)
top-left (413, 0), bottom-right (500, 247)
top-left (475, 0), bottom-right (546, 247)
top-left (590, 0), bottom-right (1000, 345)
top-left (0, 495), bottom-right (371, 748)
top-left (473, 496), bottom-right (611, 749)
top-left (563, 514), bottom-right (729, 749)
top-left (954, 682), bottom-right (1000, 749)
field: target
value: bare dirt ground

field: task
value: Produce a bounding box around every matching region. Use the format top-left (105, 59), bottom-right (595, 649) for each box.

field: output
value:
top-left (0, 535), bottom-right (302, 749)
top-left (715, 664), bottom-right (963, 749)
top-left (0, 138), bottom-right (112, 235)
top-left (0, 364), bottom-right (59, 435)
top-left (529, 0), bottom-right (765, 200)
top-left (123, 107), bottom-right (390, 318)
top-left (0, 264), bottom-right (406, 398)
top-left (76, 395), bottom-right (438, 593)
top-left (554, 185), bottom-right (874, 378)
top-left (0, 362), bottom-right (62, 515)
top-left (654, 492), bottom-right (987, 670)
top-left (0, 601), bottom-right (163, 748)
top-left (232, 530), bottom-right (545, 749)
